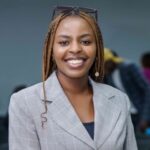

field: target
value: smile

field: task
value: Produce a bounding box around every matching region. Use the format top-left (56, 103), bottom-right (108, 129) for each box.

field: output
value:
top-left (65, 58), bottom-right (87, 68)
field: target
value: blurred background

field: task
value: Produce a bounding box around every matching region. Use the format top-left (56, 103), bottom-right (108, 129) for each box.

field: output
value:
top-left (0, 0), bottom-right (150, 149)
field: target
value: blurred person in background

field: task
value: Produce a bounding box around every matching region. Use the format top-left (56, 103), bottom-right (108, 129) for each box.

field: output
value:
top-left (140, 52), bottom-right (150, 83)
top-left (104, 48), bottom-right (150, 132)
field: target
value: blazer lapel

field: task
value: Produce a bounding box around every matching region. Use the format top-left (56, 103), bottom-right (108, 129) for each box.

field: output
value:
top-left (91, 80), bottom-right (121, 149)
top-left (40, 72), bottom-right (121, 149)
top-left (40, 72), bottom-right (95, 149)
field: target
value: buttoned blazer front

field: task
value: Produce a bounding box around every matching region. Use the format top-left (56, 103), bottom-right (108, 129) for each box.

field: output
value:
top-left (9, 72), bottom-right (137, 150)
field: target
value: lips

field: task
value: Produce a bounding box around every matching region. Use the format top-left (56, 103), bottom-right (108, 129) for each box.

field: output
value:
top-left (64, 57), bottom-right (87, 68)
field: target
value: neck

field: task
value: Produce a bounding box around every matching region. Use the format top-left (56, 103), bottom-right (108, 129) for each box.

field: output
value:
top-left (57, 71), bottom-right (90, 95)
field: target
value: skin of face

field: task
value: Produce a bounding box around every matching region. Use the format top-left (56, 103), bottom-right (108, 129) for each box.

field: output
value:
top-left (53, 15), bottom-right (96, 80)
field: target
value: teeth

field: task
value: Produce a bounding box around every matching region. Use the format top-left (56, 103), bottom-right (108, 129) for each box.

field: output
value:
top-left (67, 59), bottom-right (83, 65)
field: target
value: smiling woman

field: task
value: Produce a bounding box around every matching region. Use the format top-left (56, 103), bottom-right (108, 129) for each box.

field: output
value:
top-left (9, 6), bottom-right (138, 150)
top-left (53, 16), bottom-right (96, 79)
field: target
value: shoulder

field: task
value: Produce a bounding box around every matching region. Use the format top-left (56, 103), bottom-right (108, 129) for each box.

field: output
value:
top-left (11, 81), bottom-right (42, 98)
top-left (94, 82), bottom-right (124, 95)
top-left (93, 81), bottom-right (126, 98)
top-left (121, 61), bottom-right (139, 71)
top-left (92, 81), bottom-right (131, 112)
top-left (9, 82), bottom-right (43, 112)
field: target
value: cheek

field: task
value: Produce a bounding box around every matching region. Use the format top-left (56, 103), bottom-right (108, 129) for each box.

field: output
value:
top-left (87, 46), bottom-right (96, 59)
top-left (52, 49), bottom-right (67, 68)
top-left (90, 48), bottom-right (97, 65)
top-left (93, 48), bottom-right (97, 57)
top-left (53, 49), bottom-right (59, 60)
top-left (52, 45), bottom-right (63, 61)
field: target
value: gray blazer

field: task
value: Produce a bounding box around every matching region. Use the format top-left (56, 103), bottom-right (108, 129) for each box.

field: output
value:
top-left (9, 72), bottom-right (138, 150)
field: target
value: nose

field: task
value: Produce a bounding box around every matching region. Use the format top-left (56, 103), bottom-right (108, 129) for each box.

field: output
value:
top-left (69, 41), bottom-right (82, 54)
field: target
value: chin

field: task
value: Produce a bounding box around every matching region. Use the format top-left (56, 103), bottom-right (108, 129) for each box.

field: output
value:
top-left (57, 69), bottom-right (89, 80)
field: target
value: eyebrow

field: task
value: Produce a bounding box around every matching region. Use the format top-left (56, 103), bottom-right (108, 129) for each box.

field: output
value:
top-left (58, 33), bottom-right (92, 39)
top-left (80, 33), bottom-right (92, 38)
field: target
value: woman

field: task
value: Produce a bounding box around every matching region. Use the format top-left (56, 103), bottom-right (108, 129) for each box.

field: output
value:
top-left (9, 6), bottom-right (137, 150)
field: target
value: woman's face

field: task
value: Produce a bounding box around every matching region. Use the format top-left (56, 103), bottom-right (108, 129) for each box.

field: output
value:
top-left (53, 16), bottom-right (96, 80)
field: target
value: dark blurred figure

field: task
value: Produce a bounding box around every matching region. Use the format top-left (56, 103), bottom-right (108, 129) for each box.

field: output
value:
top-left (4, 85), bottom-right (27, 128)
top-left (104, 48), bottom-right (150, 133)
top-left (141, 52), bottom-right (150, 83)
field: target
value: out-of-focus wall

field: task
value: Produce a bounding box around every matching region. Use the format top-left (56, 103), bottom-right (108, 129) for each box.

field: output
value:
top-left (0, 0), bottom-right (150, 115)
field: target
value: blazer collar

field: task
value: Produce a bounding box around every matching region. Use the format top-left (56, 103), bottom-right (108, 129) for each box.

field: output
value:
top-left (91, 80), bottom-right (121, 148)
top-left (40, 71), bottom-right (121, 149)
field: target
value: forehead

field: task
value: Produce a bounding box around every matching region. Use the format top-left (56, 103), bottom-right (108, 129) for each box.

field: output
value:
top-left (55, 16), bottom-right (94, 36)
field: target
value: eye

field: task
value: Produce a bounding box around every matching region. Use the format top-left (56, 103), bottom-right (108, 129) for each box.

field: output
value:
top-left (81, 40), bottom-right (92, 46)
top-left (58, 41), bottom-right (69, 46)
